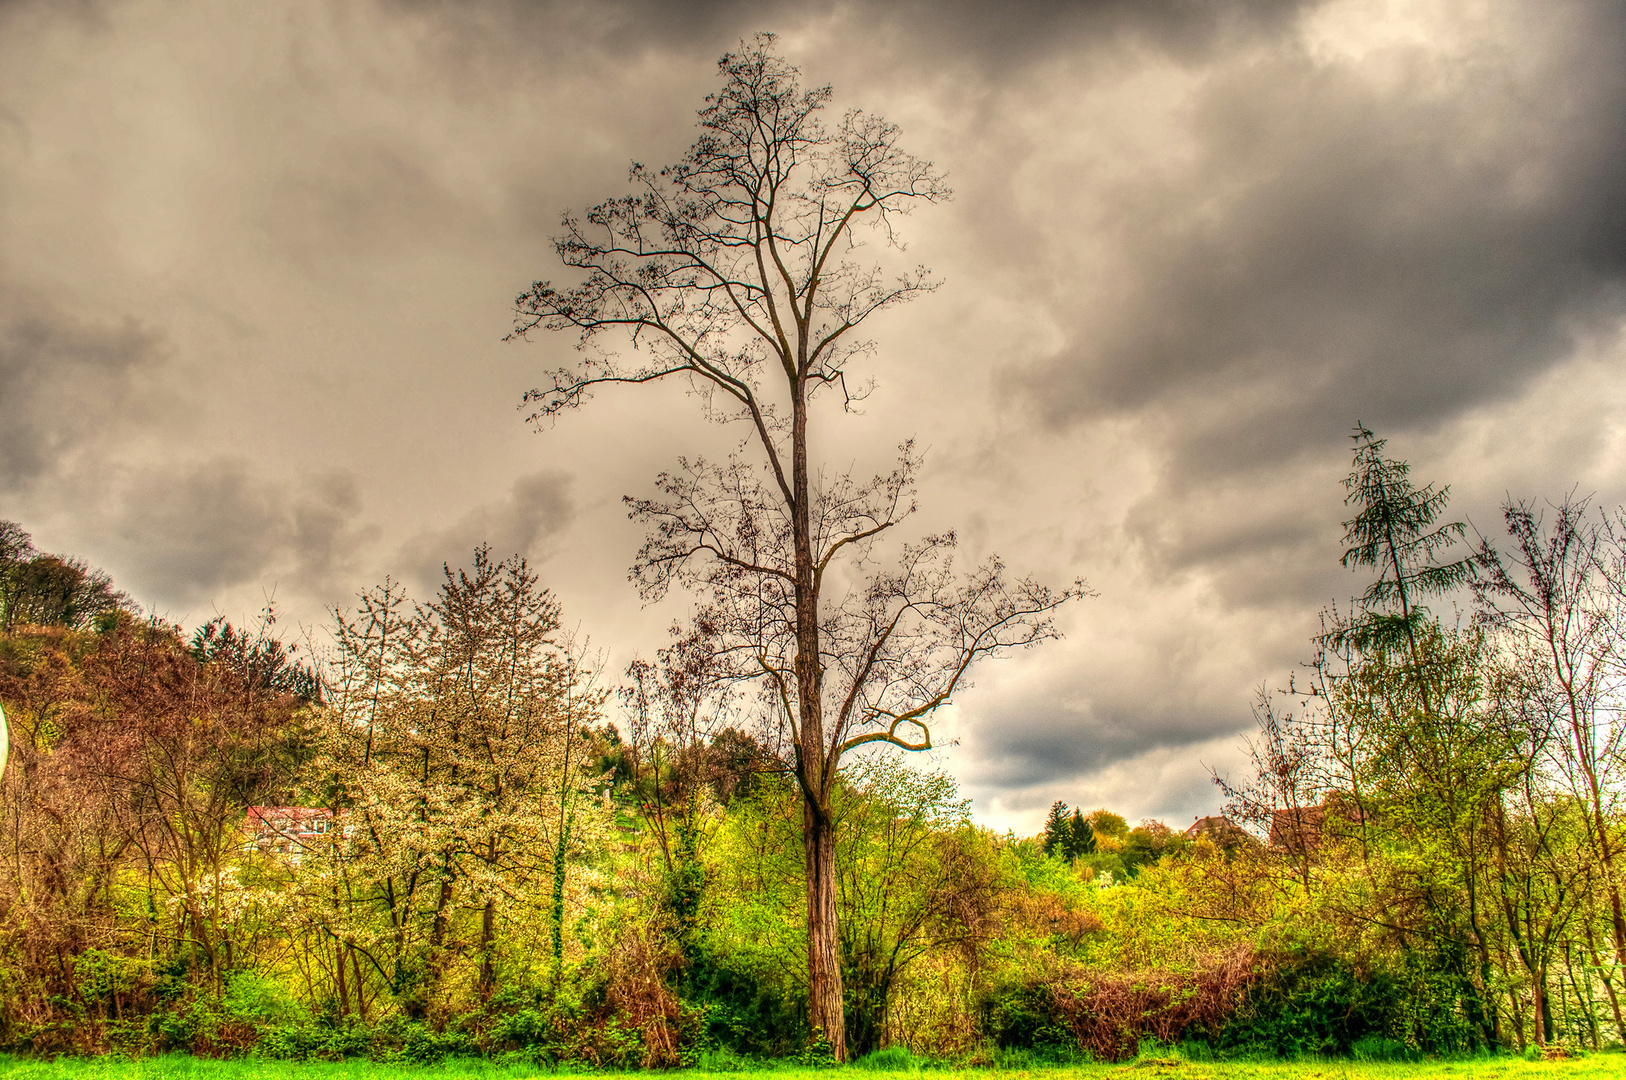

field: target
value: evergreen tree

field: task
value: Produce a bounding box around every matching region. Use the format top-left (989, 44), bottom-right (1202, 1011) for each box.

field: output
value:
top-left (1042, 801), bottom-right (1096, 859)
top-left (1065, 809), bottom-right (1096, 857)
top-left (1042, 800), bottom-right (1070, 857)
top-left (1320, 425), bottom-right (1479, 666)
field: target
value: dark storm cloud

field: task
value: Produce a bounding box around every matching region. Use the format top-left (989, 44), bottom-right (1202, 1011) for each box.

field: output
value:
top-left (1119, 452), bottom-right (1354, 605)
top-left (387, 0), bottom-right (769, 51)
top-left (389, 0), bottom-right (1626, 822)
top-left (1026, 1), bottom-right (1626, 476)
top-left (398, 469), bottom-right (574, 592)
top-left (109, 460), bottom-right (375, 610)
top-left (829, 0), bottom-right (1310, 71)
top-left (389, 0), bottom-right (1308, 86)
top-left (0, 293), bottom-right (163, 492)
top-left (970, 703), bottom-right (1193, 788)
top-left (957, 607), bottom-right (1275, 788)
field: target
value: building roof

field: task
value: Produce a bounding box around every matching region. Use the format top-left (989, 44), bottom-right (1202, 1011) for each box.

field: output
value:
top-left (1185, 815), bottom-right (1232, 837)
top-left (246, 805), bottom-right (332, 826)
top-left (1269, 805), bottom-right (1327, 852)
top-left (1185, 814), bottom-right (1255, 847)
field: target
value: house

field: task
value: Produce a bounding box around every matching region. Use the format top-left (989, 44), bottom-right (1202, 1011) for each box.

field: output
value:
top-left (1268, 805), bottom-right (1326, 853)
top-left (1269, 797), bottom-right (1368, 854)
top-left (1184, 815), bottom-right (1253, 848)
top-left (245, 806), bottom-right (336, 862)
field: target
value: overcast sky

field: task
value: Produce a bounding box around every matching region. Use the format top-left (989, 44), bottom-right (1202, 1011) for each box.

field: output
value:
top-left (4, 0), bottom-right (1625, 833)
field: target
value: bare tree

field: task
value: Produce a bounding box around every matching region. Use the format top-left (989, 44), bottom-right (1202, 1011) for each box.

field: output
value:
top-left (1212, 688), bottom-right (1328, 895)
top-left (511, 37), bottom-right (1083, 1057)
top-left (1475, 495), bottom-right (1626, 1034)
top-left (0, 520), bottom-right (129, 633)
top-left (621, 619), bottom-right (733, 879)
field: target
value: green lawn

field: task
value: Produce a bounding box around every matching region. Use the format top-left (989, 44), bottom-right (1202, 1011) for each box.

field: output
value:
top-left (0, 1057), bottom-right (1620, 1080)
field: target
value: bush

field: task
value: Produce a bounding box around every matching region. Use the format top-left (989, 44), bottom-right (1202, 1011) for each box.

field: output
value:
top-left (679, 946), bottom-right (807, 1058)
top-left (1213, 946), bottom-right (1477, 1058)
top-left (795, 1029), bottom-right (839, 1068)
top-left (1352, 1035), bottom-right (1420, 1062)
top-left (981, 982), bottom-right (1076, 1051)
top-left (984, 949), bottom-right (1256, 1062)
top-left (254, 1020), bottom-right (371, 1061)
top-left (376, 1017), bottom-right (477, 1064)
top-left (221, 971), bottom-right (303, 1029)
top-left (854, 1044), bottom-right (918, 1070)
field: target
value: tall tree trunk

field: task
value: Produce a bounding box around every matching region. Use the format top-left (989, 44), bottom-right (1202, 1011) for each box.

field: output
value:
top-left (1583, 922), bottom-right (1626, 1041)
top-left (550, 815), bottom-right (571, 986)
top-left (424, 871), bottom-right (455, 1016)
top-left (1537, 970), bottom-right (1554, 1046)
top-left (792, 375), bottom-right (847, 1061)
top-left (430, 876), bottom-right (454, 951)
top-left (332, 883), bottom-right (350, 1017)
top-left (1566, 942), bottom-right (1600, 1049)
top-left (1552, 649), bottom-right (1626, 969)
top-left (479, 898), bottom-right (497, 1001)
top-left (352, 946), bottom-right (369, 1021)
top-left (335, 934), bottom-right (350, 1018)
top-left (1465, 847), bottom-right (1499, 1047)
top-left (804, 793), bottom-right (844, 1058)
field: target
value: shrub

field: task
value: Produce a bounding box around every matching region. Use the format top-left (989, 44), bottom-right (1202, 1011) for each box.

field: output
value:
top-left (679, 945), bottom-right (807, 1058)
top-left (254, 1020), bottom-right (370, 1061)
top-left (854, 1044), bottom-right (918, 1070)
top-left (1352, 1035), bottom-right (1419, 1062)
top-left (795, 1028), bottom-right (840, 1068)
top-left (1213, 946), bottom-right (1477, 1058)
top-left (982, 981), bottom-right (1076, 1051)
top-left (982, 948), bottom-right (1257, 1062)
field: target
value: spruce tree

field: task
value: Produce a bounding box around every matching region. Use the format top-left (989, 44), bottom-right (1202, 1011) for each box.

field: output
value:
top-left (1042, 800), bottom-right (1070, 857)
top-left (1321, 425), bottom-right (1478, 669)
top-left (1066, 810), bottom-right (1096, 857)
top-left (1042, 802), bottom-right (1096, 859)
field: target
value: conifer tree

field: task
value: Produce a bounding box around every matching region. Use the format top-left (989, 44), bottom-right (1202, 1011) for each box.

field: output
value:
top-left (1321, 425), bottom-right (1479, 669)
top-left (1042, 800), bottom-right (1069, 857)
top-left (1066, 809), bottom-right (1096, 858)
top-left (1041, 800), bottom-right (1095, 859)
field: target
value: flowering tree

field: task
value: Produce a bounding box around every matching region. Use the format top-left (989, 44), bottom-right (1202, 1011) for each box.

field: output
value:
top-left (315, 549), bottom-right (604, 1015)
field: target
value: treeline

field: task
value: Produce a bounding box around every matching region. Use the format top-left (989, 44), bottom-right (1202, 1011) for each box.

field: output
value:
top-left (0, 425), bottom-right (1625, 1065)
top-left (1, 522), bottom-right (127, 632)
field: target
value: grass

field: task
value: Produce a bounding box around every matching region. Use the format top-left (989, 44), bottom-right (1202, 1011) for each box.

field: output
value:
top-left (0, 1055), bottom-right (1621, 1080)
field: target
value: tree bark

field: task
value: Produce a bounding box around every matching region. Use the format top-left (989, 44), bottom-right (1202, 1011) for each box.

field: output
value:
top-left (335, 933), bottom-right (350, 1018)
top-left (1538, 971), bottom-right (1554, 1046)
top-left (480, 898), bottom-right (497, 1001)
top-left (424, 871), bottom-right (455, 1016)
top-left (803, 792), bottom-right (844, 1056)
top-left (792, 371), bottom-right (848, 1057)
top-left (352, 946), bottom-right (369, 1021)
top-left (1584, 922), bottom-right (1626, 1042)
